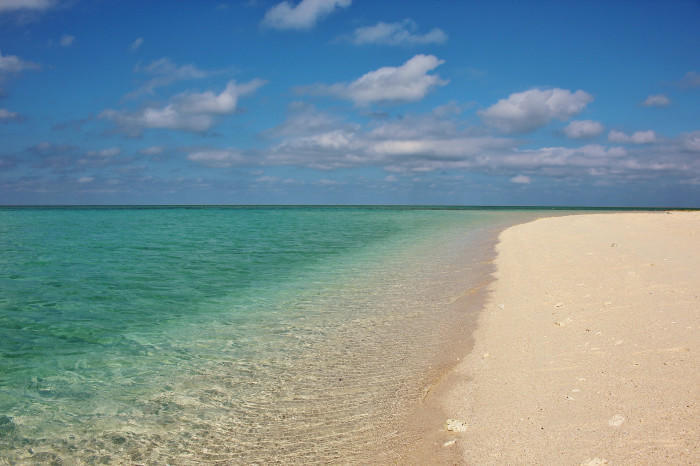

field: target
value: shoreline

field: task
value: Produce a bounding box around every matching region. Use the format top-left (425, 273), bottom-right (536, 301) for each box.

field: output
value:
top-left (429, 211), bottom-right (699, 464)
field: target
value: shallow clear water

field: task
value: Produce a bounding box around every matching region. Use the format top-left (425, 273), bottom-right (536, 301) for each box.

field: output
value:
top-left (0, 206), bottom-right (539, 463)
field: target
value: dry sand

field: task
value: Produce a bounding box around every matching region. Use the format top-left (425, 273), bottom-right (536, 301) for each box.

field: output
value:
top-left (440, 211), bottom-right (699, 464)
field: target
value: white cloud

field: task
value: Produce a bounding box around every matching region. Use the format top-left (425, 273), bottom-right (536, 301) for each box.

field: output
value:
top-left (510, 174), bottom-right (531, 184)
top-left (384, 174), bottom-right (397, 182)
top-left (0, 108), bottom-right (19, 121)
top-left (59, 34), bottom-right (75, 47)
top-left (262, 0), bottom-right (350, 30)
top-left (77, 176), bottom-right (94, 184)
top-left (101, 107), bottom-right (213, 133)
top-left (86, 147), bottom-right (120, 157)
top-left (349, 19), bottom-right (447, 46)
top-left (679, 71), bottom-right (700, 89)
top-left (140, 146), bottom-right (164, 155)
top-left (480, 88), bottom-right (593, 133)
top-left (101, 79), bottom-right (265, 134)
top-left (255, 102), bottom-right (700, 186)
top-left (174, 79), bottom-right (264, 114)
top-left (255, 175), bottom-right (279, 183)
top-left (316, 178), bottom-right (342, 185)
top-left (642, 94), bottom-right (670, 107)
top-left (681, 131), bottom-right (700, 152)
top-left (608, 129), bottom-right (656, 144)
top-left (0, 50), bottom-right (40, 73)
top-left (0, 0), bottom-right (53, 12)
top-left (266, 102), bottom-right (350, 137)
top-left (300, 54), bottom-right (447, 106)
top-left (369, 136), bottom-right (510, 158)
top-left (265, 106), bottom-right (515, 170)
top-left (130, 37), bottom-right (144, 51)
top-left (187, 149), bottom-right (246, 167)
top-left (563, 120), bottom-right (604, 139)
top-left (127, 58), bottom-right (210, 98)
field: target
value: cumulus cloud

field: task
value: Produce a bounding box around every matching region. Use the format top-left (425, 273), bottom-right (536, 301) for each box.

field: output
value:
top-left (510, 174), bottom-right (531, 184)
top-left (130, 37), bottom-right (144, 51)
top-left (642, 94), bottom-right (670, 107)
top-left (348, 19), bottom-right (447, 46)
top-left (316, 178), bottom-right (342, 185)
top-left (260, 103), bottom-right (700, 185)
top-left (265, 102), bottom-right (355, 139)
top-left (681, 131), bottom-right (700, 152)
top-left (563, 120), bottom-right (604, 139)
top-left (187, 149), bottom-right (246, 167)
top-left (86, 147), bottom-right (120, 157)
top-left (101, 79), bottom-right (265, 134)
top-left (0, 0), bottom-right (54, 13)
top-left (59, 34), bottom-right (75, 46)
top-left (126, 57), bottom-right (210, 98)
top-left (264, 106), bottom-right (515, 170)
top-left (679, 71), bottom-right (700, 89)
top-left (480, 88), bottom-right (593, 133)
top-left (0, 108), bottom-right (19, 121)
top-left (140, 146), bottom-right (163, 155)
top-left (255, 175), bottom-right (280, 183)
top-left (262, 0), bottom-right (351, 30)
top-left (299, 54), bottom-right (447, 106)
top-left (0, 50), bottom-right (40, 74)
top-left (608, 129), bottom-right (656, 144)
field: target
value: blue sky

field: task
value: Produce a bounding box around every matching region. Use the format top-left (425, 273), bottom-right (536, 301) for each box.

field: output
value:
top-left (0, 0), bottom-right (698, 206)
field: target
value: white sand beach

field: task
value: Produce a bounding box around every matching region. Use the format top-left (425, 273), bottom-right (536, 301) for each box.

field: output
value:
top-left (437, 212), bottom-right (700, 464)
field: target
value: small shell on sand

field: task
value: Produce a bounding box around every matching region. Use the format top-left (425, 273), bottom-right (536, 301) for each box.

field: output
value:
top-left (608, 414), bottom-right (625, 427)
top-left (446, 419), bottom-right (468, 432)
top-left (443, 439), bottom-right (457, 447)
top-left (581, 458), bottom-right (609, 466)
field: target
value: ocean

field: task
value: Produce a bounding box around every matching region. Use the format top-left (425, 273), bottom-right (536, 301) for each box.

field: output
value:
top-left (0, 206), bottom-right (559, 463)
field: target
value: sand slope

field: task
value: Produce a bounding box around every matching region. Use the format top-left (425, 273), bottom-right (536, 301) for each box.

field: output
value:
top-left (445, 212), bottom-right (699, 464)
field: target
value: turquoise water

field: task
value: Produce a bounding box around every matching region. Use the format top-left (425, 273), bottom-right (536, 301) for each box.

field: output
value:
top-left (0, 206), bottom-right (540, 463)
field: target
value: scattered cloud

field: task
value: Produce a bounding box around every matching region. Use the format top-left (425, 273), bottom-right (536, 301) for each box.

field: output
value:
top-left (681, 131), bottom-right (700, 152)
top-left (130, 37), bottom-right (144, 51)
top-left (347, 19), bottom-right (447, 46)
top-left (563, 120), bottom-right (604, 139)
top-left (259, 104), bottom-right (700, 185)
top-left (608, 129), bottom-right (656, 144)
top-left (77, 176), bottom-right (94, 183)
top-left (187, 149), bottom-right (247, 167)
top-left (101, 79), bottom-right (265, 134)
top-left (0, 0), bottom-right (54, 13)
top-left (384, 174), bottom-right (397, 182)
top-left (86, 147), bottom-right (121, 157)
top-left (140, 146), bottom-right (164, 155)
top-left (642, 94), bottom-right (670, 107)
top-left (255, 175), bottom-right (279, 183)
top-left (126, 57), bottom-right (211, 99)
top-left (0, 108), bottom-right (20, 121)
top-left (510, 174), bottom-right (531, 184)
top-left (59, 34), bottom-right (75, 47)
top-left (0, 50), bottom-right (40, 74)
top-left (265, 101), bottom-right (354, 137)
top-left (264, 106), bottom-right (515, 171)
top-left (298, 54), bottom-right (447, 106)
top-left (316, 178), bottom-right (342, 185)
top-left (480, 88), bottom-right (593, 133)
top-left (262, 0), bottom-right (351, 30)
top-left (679, 71), bottom-right (700, 89)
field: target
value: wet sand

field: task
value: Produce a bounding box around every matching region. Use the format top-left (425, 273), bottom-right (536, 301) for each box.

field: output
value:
top-left (434, 211), bottom-right (699, 464)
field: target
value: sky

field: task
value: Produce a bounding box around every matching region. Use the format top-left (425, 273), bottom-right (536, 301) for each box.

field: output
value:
top-left (0, 0), bottom-right (699, 206)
